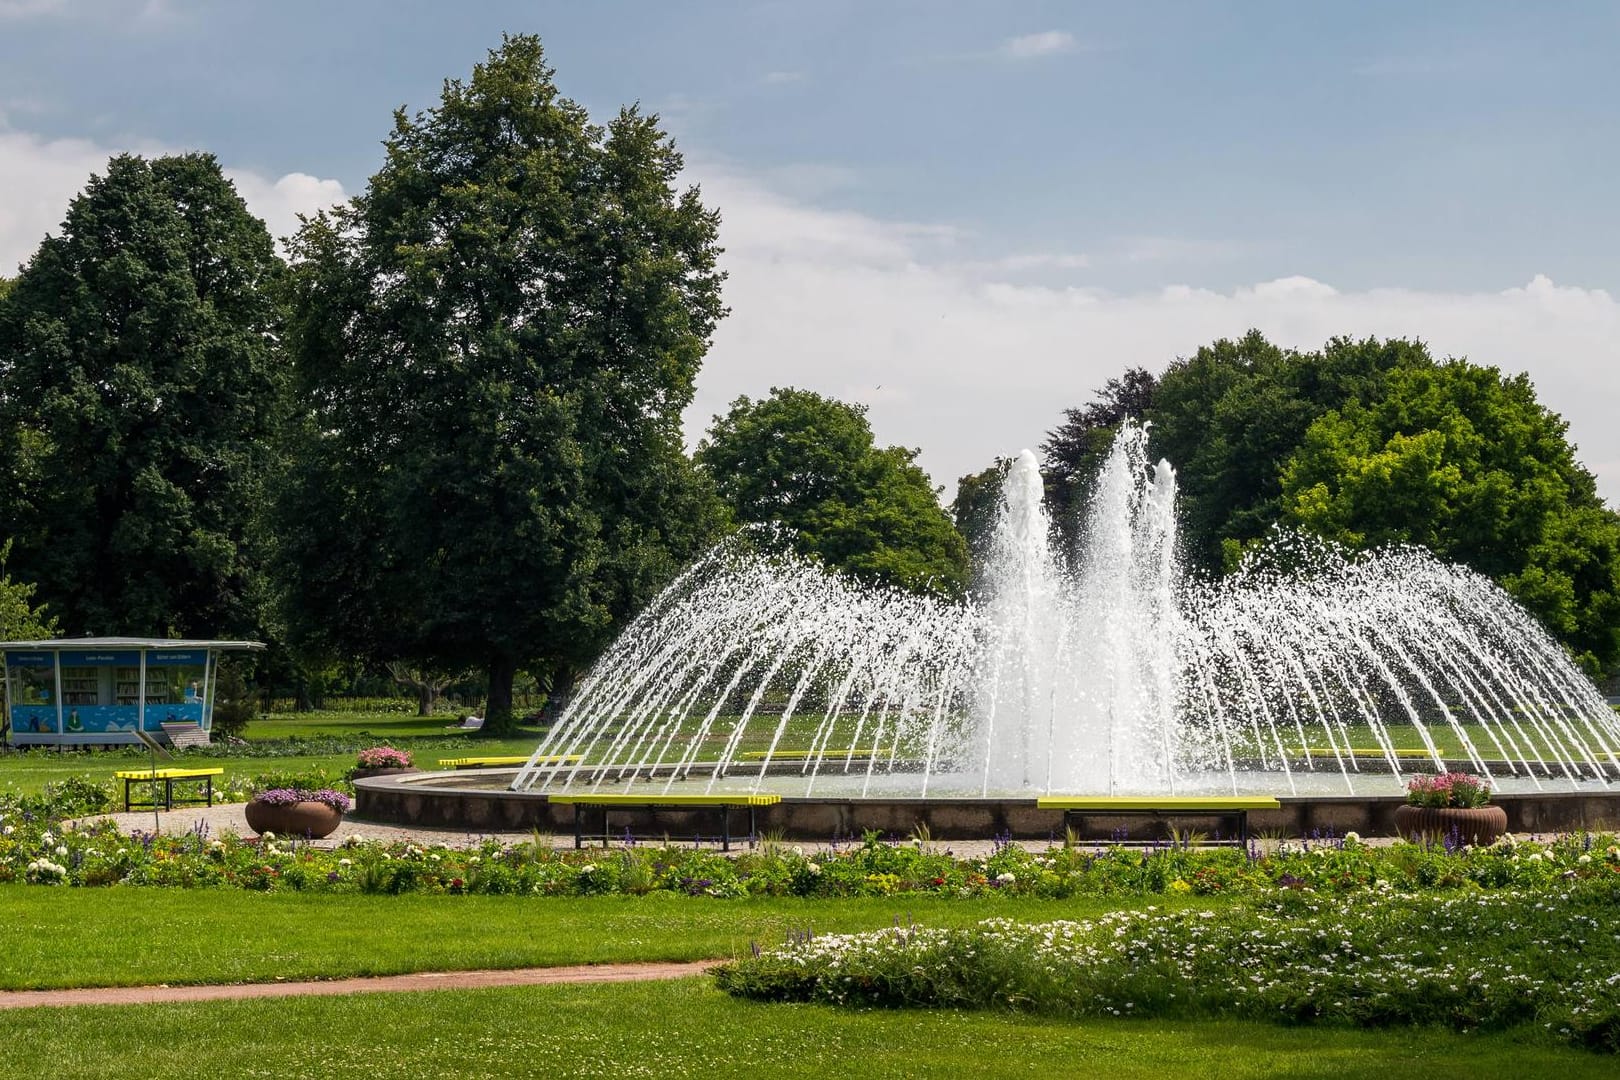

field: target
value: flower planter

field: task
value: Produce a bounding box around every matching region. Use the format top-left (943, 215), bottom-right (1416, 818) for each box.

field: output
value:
top-left (1393, 804), bottom-right (1508, 845)
top-left (245, 798), bottom-right (344, 839)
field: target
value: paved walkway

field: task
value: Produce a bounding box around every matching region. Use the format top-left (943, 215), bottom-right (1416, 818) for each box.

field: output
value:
top-left (0, 960), bottom-right (718, 1010)
top-left (83, 802), bottom-right (1030, 856)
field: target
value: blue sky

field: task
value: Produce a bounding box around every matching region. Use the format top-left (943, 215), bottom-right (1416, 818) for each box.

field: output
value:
top-left (3, 1), bottom-right (1619, 499)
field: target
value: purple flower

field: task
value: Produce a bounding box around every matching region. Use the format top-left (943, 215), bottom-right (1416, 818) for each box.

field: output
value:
top-left (252, 788), bottom-right (353, 812)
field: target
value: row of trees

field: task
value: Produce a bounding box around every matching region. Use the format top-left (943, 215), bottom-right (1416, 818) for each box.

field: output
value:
top-left (4, 37), bottom-right (1615, 716)
top-left (973, 331), bottom-right (1620, 674)
top-left (0, 36), bottom-right (963, 729)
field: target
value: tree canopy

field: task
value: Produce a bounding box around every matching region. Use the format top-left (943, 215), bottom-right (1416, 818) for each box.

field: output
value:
top-left (1039, 366), bottom-right (1157, 559)
top-left (698, 387), bottom-right (969, 597)
top-left (1145, 332), bottom-right (1430, 572)
top-left (0, 152), bottom-right (287, 638)
top-left (1281, 361), bottom-right (1620, 670)
top-left (1034, 331), bottom-right (1620, 671)
top-left (276, 36), bottom-right (726, 730)
top-left (0, 541), bottom-right (56, 642)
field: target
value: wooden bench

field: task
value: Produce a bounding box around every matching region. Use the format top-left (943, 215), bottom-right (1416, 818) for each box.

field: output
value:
top-left (1297, 747), bottom-right (1443, 760)
top-left (437, 754), bottom-right (581, 769)
top-left (737, 749), bottom-right (882, 761)
top-left (1036, 795), bottom-right (1281, 845)
top-left (115, 767), bottom-right (225, 812)
top-left (160, 722), bottom-right (211, 749)
top-left (546, 793), bottom-right (782, 851)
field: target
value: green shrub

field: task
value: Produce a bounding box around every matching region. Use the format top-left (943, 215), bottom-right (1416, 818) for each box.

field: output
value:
top-left (716, 876), bottom-right (1620, 1053)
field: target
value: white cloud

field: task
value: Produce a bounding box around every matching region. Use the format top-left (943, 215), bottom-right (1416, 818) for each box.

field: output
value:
top-left (0, 125), bottom-right (345, 273)
top-left (224, 169), bottom-right (347, 246)
top-left (686, 165), bottom-right (1620, 507)
top-left (999, 31), bottom-right (1079, 60)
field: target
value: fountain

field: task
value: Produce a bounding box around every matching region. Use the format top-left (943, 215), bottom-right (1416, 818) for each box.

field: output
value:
top-left (354, 422), bottom-right (1620, 837)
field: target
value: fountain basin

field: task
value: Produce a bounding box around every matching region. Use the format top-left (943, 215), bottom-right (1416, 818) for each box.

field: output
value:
top-left (354, 770), bottom-right (1620, 841)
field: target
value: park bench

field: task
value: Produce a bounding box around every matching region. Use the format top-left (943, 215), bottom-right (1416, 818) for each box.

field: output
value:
top-left (1296, 747), bottom-right (1445, 762)
top-left (160, 721), bottom-right (211, 749)
top-left (115, 767), bottom-right (225, 812)
top-left (737, 748), bottom-right (882, 761)
top-left (1036, 795), bottom-right (1281, 846)
top-left (437, 754), bottom-right (581, 769)
top-left (546, 792), bottom-right (782, 851)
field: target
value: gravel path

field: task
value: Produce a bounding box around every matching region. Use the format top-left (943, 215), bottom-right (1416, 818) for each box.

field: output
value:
top-left (0, 960), bottom-right (718, 1010)
top-left (81, 802), bottom-right (1033, 856)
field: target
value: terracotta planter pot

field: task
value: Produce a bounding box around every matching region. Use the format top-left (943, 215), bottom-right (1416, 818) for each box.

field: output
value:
top-left (1393, 803), bottom-right (1508, 845)
top-left (351, 766), bottom-right (419, 780)
top-left (245, 799), bottom-right (344, 839)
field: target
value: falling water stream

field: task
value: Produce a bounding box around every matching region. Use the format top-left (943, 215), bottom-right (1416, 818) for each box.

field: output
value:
top-left (514, 423), bottom-right (1620, 798)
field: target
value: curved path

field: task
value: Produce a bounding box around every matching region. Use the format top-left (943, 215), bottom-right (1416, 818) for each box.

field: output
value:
top-left (0, 959), bottom-right (718, 1010)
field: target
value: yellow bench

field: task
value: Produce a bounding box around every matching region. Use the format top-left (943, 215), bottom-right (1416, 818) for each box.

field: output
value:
top-left (115, 767), bottom-right (225, 811)
top-left (438, 755), bottom-right (581, 769)
top-left (737, 749), bottom-right (883, 761)
top-left (1036, 795), bottom-right (1282, 845)
top-left (545, 792), bottom-right (782, 851)
top-left (1298, 747), bottom-right (1444, 760)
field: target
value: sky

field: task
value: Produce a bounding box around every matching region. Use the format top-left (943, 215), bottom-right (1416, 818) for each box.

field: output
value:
top-left (3, 1), bottom-right (1619, 502)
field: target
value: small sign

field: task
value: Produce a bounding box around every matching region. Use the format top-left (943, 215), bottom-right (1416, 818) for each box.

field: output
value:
top-left (146, 650), bottom-right (206, 666)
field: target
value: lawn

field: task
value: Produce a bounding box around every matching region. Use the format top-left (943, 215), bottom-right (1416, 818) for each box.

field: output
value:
top-left (3, 979), bottom-right (1611, 1080)
top-left (0, 708), bottom-right (546, 797)
top-left (0, 886), bottom-right (1224, 990)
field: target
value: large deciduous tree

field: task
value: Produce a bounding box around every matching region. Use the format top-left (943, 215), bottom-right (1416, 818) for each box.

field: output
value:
top-left (1281, 362), bottom-right (1620, 671)
top-left (1146, 331), bottom-right (1430, 571)
top-left (278, 36), bottom-right (725, 733)
top-left (0, 153), bottom-right (287, 638)
top-left (697, 387), bottom-right (969, 597)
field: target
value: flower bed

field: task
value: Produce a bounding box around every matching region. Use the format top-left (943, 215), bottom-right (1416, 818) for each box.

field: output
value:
top-left (715, 881), bottom-right (1620, 1053)
top-left (0, 801), bottom-right (1616, 901)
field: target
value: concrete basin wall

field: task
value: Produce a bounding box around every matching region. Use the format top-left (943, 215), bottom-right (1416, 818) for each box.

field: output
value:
top-left (353, 771), bottom-right (1620, 841)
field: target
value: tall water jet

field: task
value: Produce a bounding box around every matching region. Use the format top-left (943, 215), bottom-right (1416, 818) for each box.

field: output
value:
top-left (972, 428), bottom-right (1183, 794)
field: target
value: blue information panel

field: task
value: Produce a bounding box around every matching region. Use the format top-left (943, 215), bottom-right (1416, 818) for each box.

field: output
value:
top-left (12, 703), bottom-right (205, 734)
top-left (146, 651), bottom-right (206, 667)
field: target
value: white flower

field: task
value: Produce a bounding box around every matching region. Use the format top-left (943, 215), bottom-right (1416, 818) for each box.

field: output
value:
top-left (54, 845), bottom-right (67, 857)
top-left (2, 825), bottom-right (13, 836)
top-left (1527, 852), bottom-right (1545, 863)
top-left (806, 862), bottom-right (822, 875)
top-left (40, 831), bottom-right (53, 845)
top-left (1577, 854), bottom-right (1592, 865)
top-left (995, 872), bottom-right (1016, 885)
top-left (581, 863), bottom-right (598, 874)
top-left (1343, 831), bottom-right (1361, 844)
top-left (338, 858), bottom-right (353, 867)
top-left (261, 831), bottom-right (276, 841)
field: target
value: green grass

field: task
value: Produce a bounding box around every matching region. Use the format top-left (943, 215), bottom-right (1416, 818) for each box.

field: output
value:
top-left (240, 710), bottom-right (515, 741)
top-left (0, 709), bottom-right (546, 796)
top-left (2, 979), bottom-right (1609, 1080)
top-left (0, 886), bottom-right (1226, 990)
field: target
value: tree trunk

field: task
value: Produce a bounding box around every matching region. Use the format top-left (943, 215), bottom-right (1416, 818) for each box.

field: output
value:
top-left (416, 683), bottom-right (437, 716)
top-left (484, 655), bottom-right (517, 736)
top-left (540, 664), bottom-right (577, 727)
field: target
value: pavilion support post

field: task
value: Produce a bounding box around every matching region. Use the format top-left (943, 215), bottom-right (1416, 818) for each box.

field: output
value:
top-left (138, 649), bottom-right (147, 737)
top-left (52, 651), bottom-right (63, 743)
